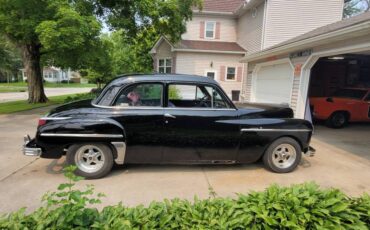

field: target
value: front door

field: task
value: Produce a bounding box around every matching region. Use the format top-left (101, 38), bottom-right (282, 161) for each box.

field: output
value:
top-left (111, 82), bottom-right (165, 163)
top-left (162, 83), bottom-right (240, 163)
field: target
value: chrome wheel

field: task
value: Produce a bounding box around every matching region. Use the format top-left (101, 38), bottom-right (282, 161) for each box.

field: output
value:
top-left (271, 144), bottom-right (297, 169)
top-left (75, 145), bottom-right (105, 173)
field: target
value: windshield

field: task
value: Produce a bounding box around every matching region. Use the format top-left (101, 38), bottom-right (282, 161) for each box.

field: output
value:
top-left (332, 89), bottom-right (367, 100)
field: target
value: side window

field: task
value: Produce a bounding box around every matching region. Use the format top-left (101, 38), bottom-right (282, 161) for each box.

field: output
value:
top-left (168, 84), bottom-right (230, 109)
top-left (114, 83), bottom-right (163, 107)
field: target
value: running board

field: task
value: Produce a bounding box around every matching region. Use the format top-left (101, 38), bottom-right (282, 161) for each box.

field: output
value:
top-left (211, 160), bottom-right (236, 164)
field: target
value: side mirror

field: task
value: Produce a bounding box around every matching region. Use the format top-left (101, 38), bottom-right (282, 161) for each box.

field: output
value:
top-left (326, 97), bottom-right (334, 103)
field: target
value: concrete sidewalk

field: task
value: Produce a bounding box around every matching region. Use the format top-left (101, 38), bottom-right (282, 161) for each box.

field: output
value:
top-left (0, 87), bottom-right (92, 103)
top-left (0, 108), bottom-right (369, 213)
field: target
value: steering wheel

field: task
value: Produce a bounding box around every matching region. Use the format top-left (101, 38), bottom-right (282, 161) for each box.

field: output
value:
top-left (197, 95), bottom-right (210, 108)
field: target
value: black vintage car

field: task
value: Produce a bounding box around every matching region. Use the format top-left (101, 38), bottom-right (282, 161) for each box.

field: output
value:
top-left (23, 74), bottom-right (315, 179)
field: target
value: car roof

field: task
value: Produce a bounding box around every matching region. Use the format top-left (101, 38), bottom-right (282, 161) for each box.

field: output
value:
top-left (107, 73), bottom-right (219, 86)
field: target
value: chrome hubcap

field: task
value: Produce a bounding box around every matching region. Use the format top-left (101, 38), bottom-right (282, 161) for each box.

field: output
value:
top-left (272, 144), bottom-right (297, 169)
top-left (75, 145), bottom-right (105, 173)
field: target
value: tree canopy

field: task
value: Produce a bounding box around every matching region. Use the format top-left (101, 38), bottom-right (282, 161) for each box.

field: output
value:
top-left (0, 0), bottom-right (102, 102)
top-left (344, 0), bottom-right (370, 18)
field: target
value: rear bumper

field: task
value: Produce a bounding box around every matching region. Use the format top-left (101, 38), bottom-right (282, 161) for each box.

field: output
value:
top-left (304, 146), bottom-right (316, 157)
top-left (23, 135), bottom-right (42, 157)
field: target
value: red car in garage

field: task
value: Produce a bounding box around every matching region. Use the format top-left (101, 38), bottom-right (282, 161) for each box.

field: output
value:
top-left (310, 88), bottom-right (370, 128)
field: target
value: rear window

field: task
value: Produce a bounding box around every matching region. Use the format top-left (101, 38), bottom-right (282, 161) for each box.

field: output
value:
top-left (333, 89), bottom-right (367, 100)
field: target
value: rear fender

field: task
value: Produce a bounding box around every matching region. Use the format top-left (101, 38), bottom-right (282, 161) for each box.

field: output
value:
top-left (35, 118), bottom-right (126, 160)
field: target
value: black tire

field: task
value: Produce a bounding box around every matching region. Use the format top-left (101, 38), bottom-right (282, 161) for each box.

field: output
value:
top-left (326, 112), bottom-right (348, 128)
top-left (66, 143), bottom-right (114, 179)
top-left (263, 137), bottom-right (302, 173)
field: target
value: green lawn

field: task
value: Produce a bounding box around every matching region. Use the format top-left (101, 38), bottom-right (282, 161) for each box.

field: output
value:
top-left (0, 86), bottom-right (27, 93)
top-left (0, 82), bottom-right (96, 88)
top-left (0, 94), bottom-right (82, 114)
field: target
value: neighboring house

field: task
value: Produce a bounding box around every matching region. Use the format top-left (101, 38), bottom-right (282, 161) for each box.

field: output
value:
top-left (21, 67), bottom-right (87, 83)
top-left (151, 0), bottom-right (344, 101)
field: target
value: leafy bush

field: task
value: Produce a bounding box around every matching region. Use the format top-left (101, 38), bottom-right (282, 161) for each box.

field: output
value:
top-left (64, 93), bottom-right (96, 103)
top-left (0, 166), bottom-right (369, 229)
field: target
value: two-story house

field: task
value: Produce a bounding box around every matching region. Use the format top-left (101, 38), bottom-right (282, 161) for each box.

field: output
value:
top-left (151, 0), bottom-right (344, 104)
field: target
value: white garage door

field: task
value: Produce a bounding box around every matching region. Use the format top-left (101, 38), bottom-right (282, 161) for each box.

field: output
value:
top-left (254, 62), bottom-right (293, 104)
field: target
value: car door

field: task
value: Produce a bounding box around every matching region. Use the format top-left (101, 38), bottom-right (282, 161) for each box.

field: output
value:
top-left (110, 82), bottom-right (165, 163)
top-left (162, 83), bottom-right (240, 163)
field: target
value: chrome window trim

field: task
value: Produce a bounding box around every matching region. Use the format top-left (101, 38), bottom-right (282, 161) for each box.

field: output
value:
top-left (40, 133), bottom-right (123, 138)
top-left (241, 128), bottom-right (312, 132)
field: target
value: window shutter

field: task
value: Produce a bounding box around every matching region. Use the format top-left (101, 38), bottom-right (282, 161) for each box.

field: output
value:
top-left (220, 66), bottom-right (226, 81)
top-left (200, 21), bottom-right (205, 39)
top-left (215, 22), bottom-right (221, 39)
top-left (237, 66), bottom-right (243, 82)
top-left (153, 58), bottom-right (157, 72)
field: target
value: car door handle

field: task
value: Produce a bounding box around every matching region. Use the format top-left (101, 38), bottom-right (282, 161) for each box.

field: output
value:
top-left (164, 113), bottom-right (176, 119)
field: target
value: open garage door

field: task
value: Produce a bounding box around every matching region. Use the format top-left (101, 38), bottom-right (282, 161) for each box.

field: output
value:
top-left (254, 62), bottom-right (294, 104)
top-left (309, 53), bottom-right (370, 128)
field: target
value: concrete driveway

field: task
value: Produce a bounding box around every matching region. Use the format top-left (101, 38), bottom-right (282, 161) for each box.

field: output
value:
top-left (0, 88), bottom-right (92, 103)
top-left (0, 107), bottom-right (369, 213)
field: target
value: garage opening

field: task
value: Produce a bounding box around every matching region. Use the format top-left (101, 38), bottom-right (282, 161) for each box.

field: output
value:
top-left (308, 53), bottom-right (370, 159)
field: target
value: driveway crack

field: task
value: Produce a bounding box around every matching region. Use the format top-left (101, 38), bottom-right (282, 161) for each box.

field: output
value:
top-left (201, 166), bottom-right (217, 198)
top-left (0, 158), bottom-right (39, 182)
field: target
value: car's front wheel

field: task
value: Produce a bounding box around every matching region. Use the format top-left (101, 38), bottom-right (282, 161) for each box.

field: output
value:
top-left (66, 143), bottom-right (113, 179)
top-left (263, 137), bottom-right (302, 173)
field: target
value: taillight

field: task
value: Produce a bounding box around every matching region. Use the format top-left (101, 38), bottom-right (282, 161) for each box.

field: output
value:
top-left (38, 118), bottom-right (47, 126)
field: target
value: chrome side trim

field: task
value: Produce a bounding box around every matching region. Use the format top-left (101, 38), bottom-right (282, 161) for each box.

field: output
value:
top-left (91, 102), bottom-right (236, 111)
top-left (241, 128), bottom-right (312, 132)
top-left (40, 133), bottom-right (123, 138)
top-left (111, 142), bottom-right (126, 165)
top-left (40, 117), bottom-right (72, 120)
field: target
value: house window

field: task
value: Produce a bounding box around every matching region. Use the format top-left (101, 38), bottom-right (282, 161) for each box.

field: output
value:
top-left (158, 58), bottom-right (172, 73)
top-left (231, 90), bottom-right (240, 101)
top-left (206, 71), bottom-right (216, 79)
top-left (205, 22), bottom-right (216, 39)
top-left (226, 67), bottom-right (236, 81)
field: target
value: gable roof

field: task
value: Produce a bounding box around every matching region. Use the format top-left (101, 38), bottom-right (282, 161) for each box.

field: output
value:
top-left (200, 0), bottom-right (244, 13)
top-left (242, 11), bottom-right (370, 62)
top-left (150, 37), bottom-right (246, 55)
top-left (175, 40), bottom-right (246, 53)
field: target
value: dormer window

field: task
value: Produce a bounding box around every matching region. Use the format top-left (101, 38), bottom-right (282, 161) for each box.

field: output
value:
top-left (205, 21), bottom-right (216, 39)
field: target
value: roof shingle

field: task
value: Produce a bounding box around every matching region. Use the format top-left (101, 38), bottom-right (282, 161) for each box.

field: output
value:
top-left (175, 40), bottom-right (246, 53)
top-left (198, 0), bottom-right (244, 13)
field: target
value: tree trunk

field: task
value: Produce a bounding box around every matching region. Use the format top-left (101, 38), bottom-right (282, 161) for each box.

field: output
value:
top-left (22, 44), bottom-right (48, 103)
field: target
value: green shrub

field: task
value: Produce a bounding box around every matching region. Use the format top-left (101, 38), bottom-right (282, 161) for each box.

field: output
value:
top-left (0, 166), bottom-right (369, 229)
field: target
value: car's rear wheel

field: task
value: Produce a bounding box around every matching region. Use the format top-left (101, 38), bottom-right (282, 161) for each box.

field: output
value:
top-left (326, 112), bottom-right (348, 128)
top-left (263, 137), bottom-right (302, 173)
top-left (66, 143), bottom-right (113, 179)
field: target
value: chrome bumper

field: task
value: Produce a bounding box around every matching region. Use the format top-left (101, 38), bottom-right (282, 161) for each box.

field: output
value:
top-left (23, 135), bottom-right (42, 157)
top-left (304, 146), bottom-right (316, 157)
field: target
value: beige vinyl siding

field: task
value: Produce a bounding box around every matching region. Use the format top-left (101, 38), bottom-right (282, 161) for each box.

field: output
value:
top-left (237, 2), bottom-right (265, 54)
top-left (263, 0), bottom-right (344, 49)
top-left (182, 15), bottom-right (237, 42)
top-left (175, 52), bottom-right (245, 97)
